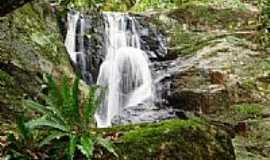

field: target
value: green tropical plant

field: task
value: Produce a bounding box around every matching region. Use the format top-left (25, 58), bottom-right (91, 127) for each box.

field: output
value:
top-left (22, 75), bottom-right (117, 160)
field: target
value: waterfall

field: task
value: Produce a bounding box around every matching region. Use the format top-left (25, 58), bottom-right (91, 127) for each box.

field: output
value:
top-left (65, 11), bottom-right (176, 128)
top-left (65, 11), bottom-right (93, 84)
top-left (95, 13), bottom-right (154, 128)
top-left (65, 11), bottom-right (79, 63)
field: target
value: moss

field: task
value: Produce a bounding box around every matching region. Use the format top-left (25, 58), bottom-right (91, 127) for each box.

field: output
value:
top-left (96, 118), bottom-right (234, 160)
top-left (0, 1), bottom-right (74, 124)
top-left (121, 118), bottom-right (202, 142)
top-left (10, 2), bottom-right (69, 65)
top-left (234, 103), bottom-right (263, 115)
top-left (210, 103), bottom-right (265, 125)
top-left (0, 69), bottom-right (14, 87)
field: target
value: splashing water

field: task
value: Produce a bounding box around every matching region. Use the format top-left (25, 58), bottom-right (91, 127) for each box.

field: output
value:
top-left (94, 13), bottom-right (154, 127)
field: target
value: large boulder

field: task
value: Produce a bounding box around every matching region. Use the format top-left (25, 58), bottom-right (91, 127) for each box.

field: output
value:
top-left (0, 1), bottom-right (74, 122)
top-left (148, 1), bottom-right (267, 114)
top-left (96, 118), bottom-right (236, 160)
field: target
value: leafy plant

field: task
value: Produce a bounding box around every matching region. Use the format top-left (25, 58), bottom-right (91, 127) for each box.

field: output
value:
top-left (19, 75), bottom-right (117, 159)
top-left (3, 116), bottom-right (44, 160)
top-left (56, 0), bottom-right (106, 10)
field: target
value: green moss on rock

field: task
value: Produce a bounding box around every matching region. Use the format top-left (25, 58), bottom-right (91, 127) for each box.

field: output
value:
top-left (0, 1), bottom-right (74, 123)
top-left (96, 118), bottom-right (235, 160)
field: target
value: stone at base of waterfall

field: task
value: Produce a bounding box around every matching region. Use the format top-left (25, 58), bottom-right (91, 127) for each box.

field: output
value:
top-left (96, 119), bottom-right (236, 160)
top-left (111, 104), bottom-right (186, 125)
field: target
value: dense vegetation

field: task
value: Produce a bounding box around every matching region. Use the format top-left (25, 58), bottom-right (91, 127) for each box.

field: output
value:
top-left (0, 0), bottom-right (270, 159)
top-left (3, 76), bottom-right (117, 159)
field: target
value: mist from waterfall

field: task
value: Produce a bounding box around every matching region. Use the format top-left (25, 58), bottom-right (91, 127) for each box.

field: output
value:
top-left (95, 13), bottom-right (154, 128)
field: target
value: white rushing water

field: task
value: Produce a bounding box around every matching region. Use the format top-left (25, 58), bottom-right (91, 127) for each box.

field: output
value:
top-left (95, 13), bottom-right (154, 128)
top-left (65, 12), bottom-right (93, 83)
top-left (65, 11), bottom-right (155, 128)
top-left (65, 11), bottom-right (80, 63)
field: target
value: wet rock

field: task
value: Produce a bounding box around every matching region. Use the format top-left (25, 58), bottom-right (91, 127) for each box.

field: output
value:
top-left (134, 14), bottom-right (168, 61)
top-left (154, 39), bottom-right (264, 114)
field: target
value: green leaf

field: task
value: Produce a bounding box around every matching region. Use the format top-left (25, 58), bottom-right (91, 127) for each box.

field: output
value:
top-left (71, 77), bottom-right (80, 120)
top-left (96, 136), bottom-right (118, 157)
top-left (83, 86), bottom-right (101, 123)
top-left (77, 135), bottom-right (94, 159)
top-left (47, 75), bottom-right (63, 107)
top-left (68, 135), bottom-right (77, 160)
top-left (46, 105), bottom-right (66, 123)
top-left (61, 75), bottom-right (71, 112)
top-left (16, 115), bottom-right (31, 141)
top-left (25, 115), bottom-right (68, 132)
top-left (23, 99), bottom-right (48, 114)
top-left (39, 132), bottom-right (68, 147)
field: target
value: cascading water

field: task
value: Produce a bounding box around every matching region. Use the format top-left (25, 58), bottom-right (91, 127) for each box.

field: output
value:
top-left (95, 13), bottom-right (154, 128)
top-left (65, 11), bottom-right (93, 84)
top-left (65, 11), bottom-right (79, 63)
top-left (65, 11), bottom-right (178, 128)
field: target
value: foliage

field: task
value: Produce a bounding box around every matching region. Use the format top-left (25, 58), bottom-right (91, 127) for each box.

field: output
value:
top-left (56, 0), bottom-right (105, 10)
top-left (2, 115), bottom-right (46, 159)
top-left (258, 0), bottom-right (270, 48)
top-left (3, 75), bottom-right (117, 160)
top-left (234, 103), bottom-right (263, 115)
top-left (211, 103), bottom-right (264, 125)
top-left (132, 0), bottom-right (248, 12)
top-left (56, 0), bottom-right (135, 11)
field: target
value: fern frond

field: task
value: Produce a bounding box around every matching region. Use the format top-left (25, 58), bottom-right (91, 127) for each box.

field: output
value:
top-left (68, 135), bottom-right (77, 160)
top-left (96, 136), bottom-right (118, 157)
top-left (83, 86), bottom-right (100, 124)
top-left (39, 131), bottom-right (68, 147)
top-left (77, 135), bottom-right (94, 160)
top-left (26, 115), bottom-right (69, 132)
top-left (23, 99), bottom-right (48, 114)
top-left (47, 75), bottom-right (63, 107)
top-left (61, 75), bottom-right (71, 118)
top-left (16, 115), bottom-right (32, 141)
top-left (71, 76), bottom-right (80, 121)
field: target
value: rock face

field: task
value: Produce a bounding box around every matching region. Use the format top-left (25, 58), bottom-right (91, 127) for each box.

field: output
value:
top-left (0, 1), bottom-right (74, 122)
top-left (147, 2), bottom-right (266, 114)
top-left (97, 118), bottom-right (236, 160)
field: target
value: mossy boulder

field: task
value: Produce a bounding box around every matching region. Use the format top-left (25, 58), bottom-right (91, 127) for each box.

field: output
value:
top-left (146, 1), bottom-right (267, 114)
top-left (95, 118), bottom-right (235, 160)
top-left (0, 1), bottom-right (74, 122)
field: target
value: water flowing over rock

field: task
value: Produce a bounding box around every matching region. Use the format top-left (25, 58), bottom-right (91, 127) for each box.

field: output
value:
top-left (65, 12), bottom-right (177, 127)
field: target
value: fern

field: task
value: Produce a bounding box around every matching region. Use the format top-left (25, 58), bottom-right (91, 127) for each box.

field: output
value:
top-left (47, 75), bottom-right (63, 107)
top-left (18, 75), bottom-right (118, 159)
top-left (39, 132), bottom-right (68, 147)
top-left (96, 136), bottom-right (118, 158)
top-left (68, 135), bottom-right (77, 160)
top-left (16, 115), bottom-right (32, 141)
top-left (71, 76), bottom-right (80, 122)
top-left (77, 135), bottom-right (94, 159)
top-left (25, 115), bottom-right (69, 132)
